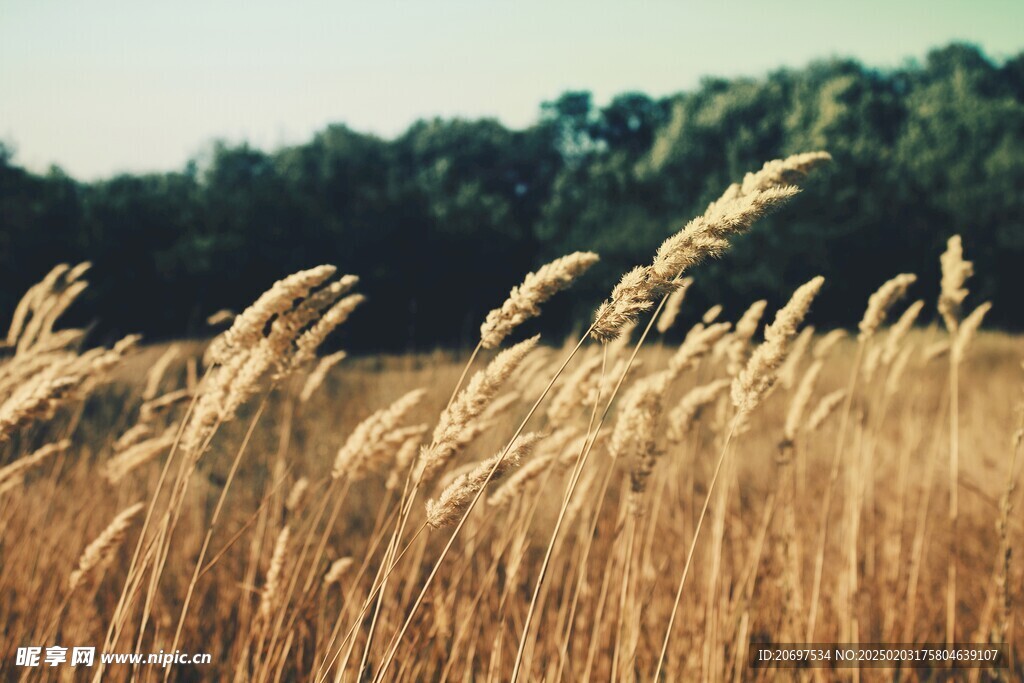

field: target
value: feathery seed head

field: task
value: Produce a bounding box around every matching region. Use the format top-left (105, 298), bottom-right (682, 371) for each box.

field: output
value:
top-left (656, 277), bottom-right (693, 334)
top-left (939, 235), bottom-right (973, 332)
top-left (69, 503), bottom-right (144, 591)
top-left (481, 251), bottom-right (599, 349)
top-left (731, 277), bottom-right (824, 414)
top-left (425, 433), bottom-right (540, 528)
top-left (419, 336), bottom-right (538, 482)
top-left (859, 273), bottom-right (917, 340)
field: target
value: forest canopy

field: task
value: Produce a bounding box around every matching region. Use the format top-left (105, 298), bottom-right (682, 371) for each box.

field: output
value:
top-left (2, 43), bottom-right (1022, 350)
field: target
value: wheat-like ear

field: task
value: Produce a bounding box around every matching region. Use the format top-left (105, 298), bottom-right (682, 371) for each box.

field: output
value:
top-left (667, 379), bottom-right (730, 443)
top-left (922, 340), bottom-right (951, 363)
top-left (656, 278), bottom-right (693, 334)
top-left (488, 428), bottom-right (579, 507)
top-left (778, 325), bottom-right (815, 390)
top-left (68, 502), bottom-right (144, 591)
top-left (205, 265), bottom-right (337, 365)
top-left (139, 388), bottom-right (191, 423)
top-left (299, 351), bottom-right (347, 403)
top-left (418, 336), bottom-right (538, 482)
top-left (142, 345), bottom-right (180, 400)
top-left (668, 322), bottom-right (731, 378)
top-left (206, 309), bottom-right (235, 326)
top-left (113, 423), bottom-right (153, 452)
top-left (546, 353), bottom-right (605, 424)
top-left (814, 329), bottom-right (847, 359)
top-left (386, 429), bottom-right (428, 491)
top-left (258, 526), bottom-right (291, 620)
top-left (954, 302), bottom-right (992, 363)
top-left (0, 337), bottom-right (137, 444)
top-left (726, 300), bottom-right (768, 376)
top-left (784, 360), bottom-right (824, 442)
top-left (324, 557), bottom-right (354, 587)
top-left (591, 153), bottom-right (830, 342)
top-left (0, 440), bottom-right (70, 494)
top-left (293, 291), bottom-right (364, 366)
top-left (859, 273), bottom-right (917, 340)
top-left (103, 428), bottom-right (176, 484)
top-left (426, 433), bottom-right (540, 528)
top-left (332, 388), bottom-right (426, 480)
top-left (806, 389), bottom-right (846, 432)
top-left (285, 477), bottom-right (310, 513)
top-left (610, 375), bottom-right (663, 461)
top-left (732, 277), bottom-right (825, 415)
top-left (885, 346), bottom-right (915, 397)
top-left (608, 376), bottom-right (665, 512)
top-left (480, 252), bottom-right (599, 349)
top-left (650, 186), bottom-right (803, 283)
top-left (591, 268), bottom-right (658, 343)
top-left (939, 235), bottom-right (973, 332)
top-left (702, 304), bottom-right (724, 325)
top-left (882, 300), bottom-right (925, 364)
top-left (5, 264), bottom-right (68, 346)
top-left (733, 151), bottom-right (834, 196)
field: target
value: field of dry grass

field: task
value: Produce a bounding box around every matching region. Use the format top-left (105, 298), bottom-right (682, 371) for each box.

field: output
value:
top-left (1, 153), bottom-right (1021, 681)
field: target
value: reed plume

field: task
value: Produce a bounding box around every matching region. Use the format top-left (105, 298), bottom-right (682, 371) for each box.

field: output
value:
top-left (480, 252), bottom-right (599, 349)
top-left (285, 477), bottom-right (310, 513)
top-left (939, 235), bottom-right (972, 332)
top-left (417, 336), bottom-right (538, 482)
top-left (591, 152), bottom-right (830, 342)
top-left (667, 379), bottom-right (730, 442)
top-left (726, 300), bottom-right (768, 375)
top-left (0, 440), bottom-right (69, 494)
top-left (68, 502), bottom-right (144, 591)
top-left (923, 341), bottom-right (951, 363)
top-left (259, 526), bottom-right (291, 620)
top-left (324, 558), bottom-right (354, 587)
top-left (702, 304), bottom-right (723, 324)
top-left (139, 388), bottom-right (191, 422)
top-left (142, 344), bottom-right (180, 400)
top-left (668, 322), bottom-right (731, 378)
top-left (814, 329), bottom-right (847, 359)
top-left (488, 428), bottom-right (580, 507)
top-left (611, 376), bottom-right (665, 510)
top-left (953, 302), bottom-right (992, 362)
top-left (732, 277), bottom-right (825, 415)
top-left (859, 273), bottom-right (917, 340)
top-left (103, 428), bottom-right (176, 484)
top-left (882, 300), bottom-right (925, 364)
top-left (806, 389), bottom-right (846, 431)
top-left (784, 360), bottom-right (824, 443)
top-left (425, 433), bottom-right (540, 528)
top-left (205, 265), bottom-right (338, 365)
top-left (778, 325), bottom-right (814, 389)
top-left (332, 388), bottom-right (426, 480)
top-left (656, 277), bottom-right (693, 334)
top-left (299, 351), bottom-right (348, 402)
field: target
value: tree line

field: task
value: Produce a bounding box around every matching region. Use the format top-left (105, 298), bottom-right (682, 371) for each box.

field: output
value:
top-left (2, 43), bottom-right (1022, 350)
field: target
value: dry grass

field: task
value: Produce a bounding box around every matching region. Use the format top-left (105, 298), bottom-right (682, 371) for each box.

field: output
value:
top-left (0, 153), bottom-right (1021, 682)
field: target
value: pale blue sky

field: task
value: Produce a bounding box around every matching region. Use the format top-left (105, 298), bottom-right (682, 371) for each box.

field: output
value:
top-left (1, 0), bottom-right (1021, 179)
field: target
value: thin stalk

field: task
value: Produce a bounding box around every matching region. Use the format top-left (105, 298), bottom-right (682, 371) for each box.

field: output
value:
top-left (371, 328), bottom-right (593, 682)
top-left (653, 416), bottom-right (741, 681)
top-left (805, 340), bottom-right (866, 642)
top-left (511, 293), bottom-right (669, 682)
top-left (946, 350), bottom-right (960, 645)
top-left (166, 391), bottom-right (274, 677)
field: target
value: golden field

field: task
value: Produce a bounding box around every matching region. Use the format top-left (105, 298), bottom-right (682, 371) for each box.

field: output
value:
top-left (1, 154), bottom-right (1021, 681)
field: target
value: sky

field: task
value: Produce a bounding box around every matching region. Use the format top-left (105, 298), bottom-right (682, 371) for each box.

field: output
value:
top-left (2, 0), bottom-right (1022, 179)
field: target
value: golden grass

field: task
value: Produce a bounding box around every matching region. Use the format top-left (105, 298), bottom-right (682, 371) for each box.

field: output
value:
top-left (0, 153), bottom-right (1021, 681)
top-left (1, 328), bottom-right (1019, 680)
